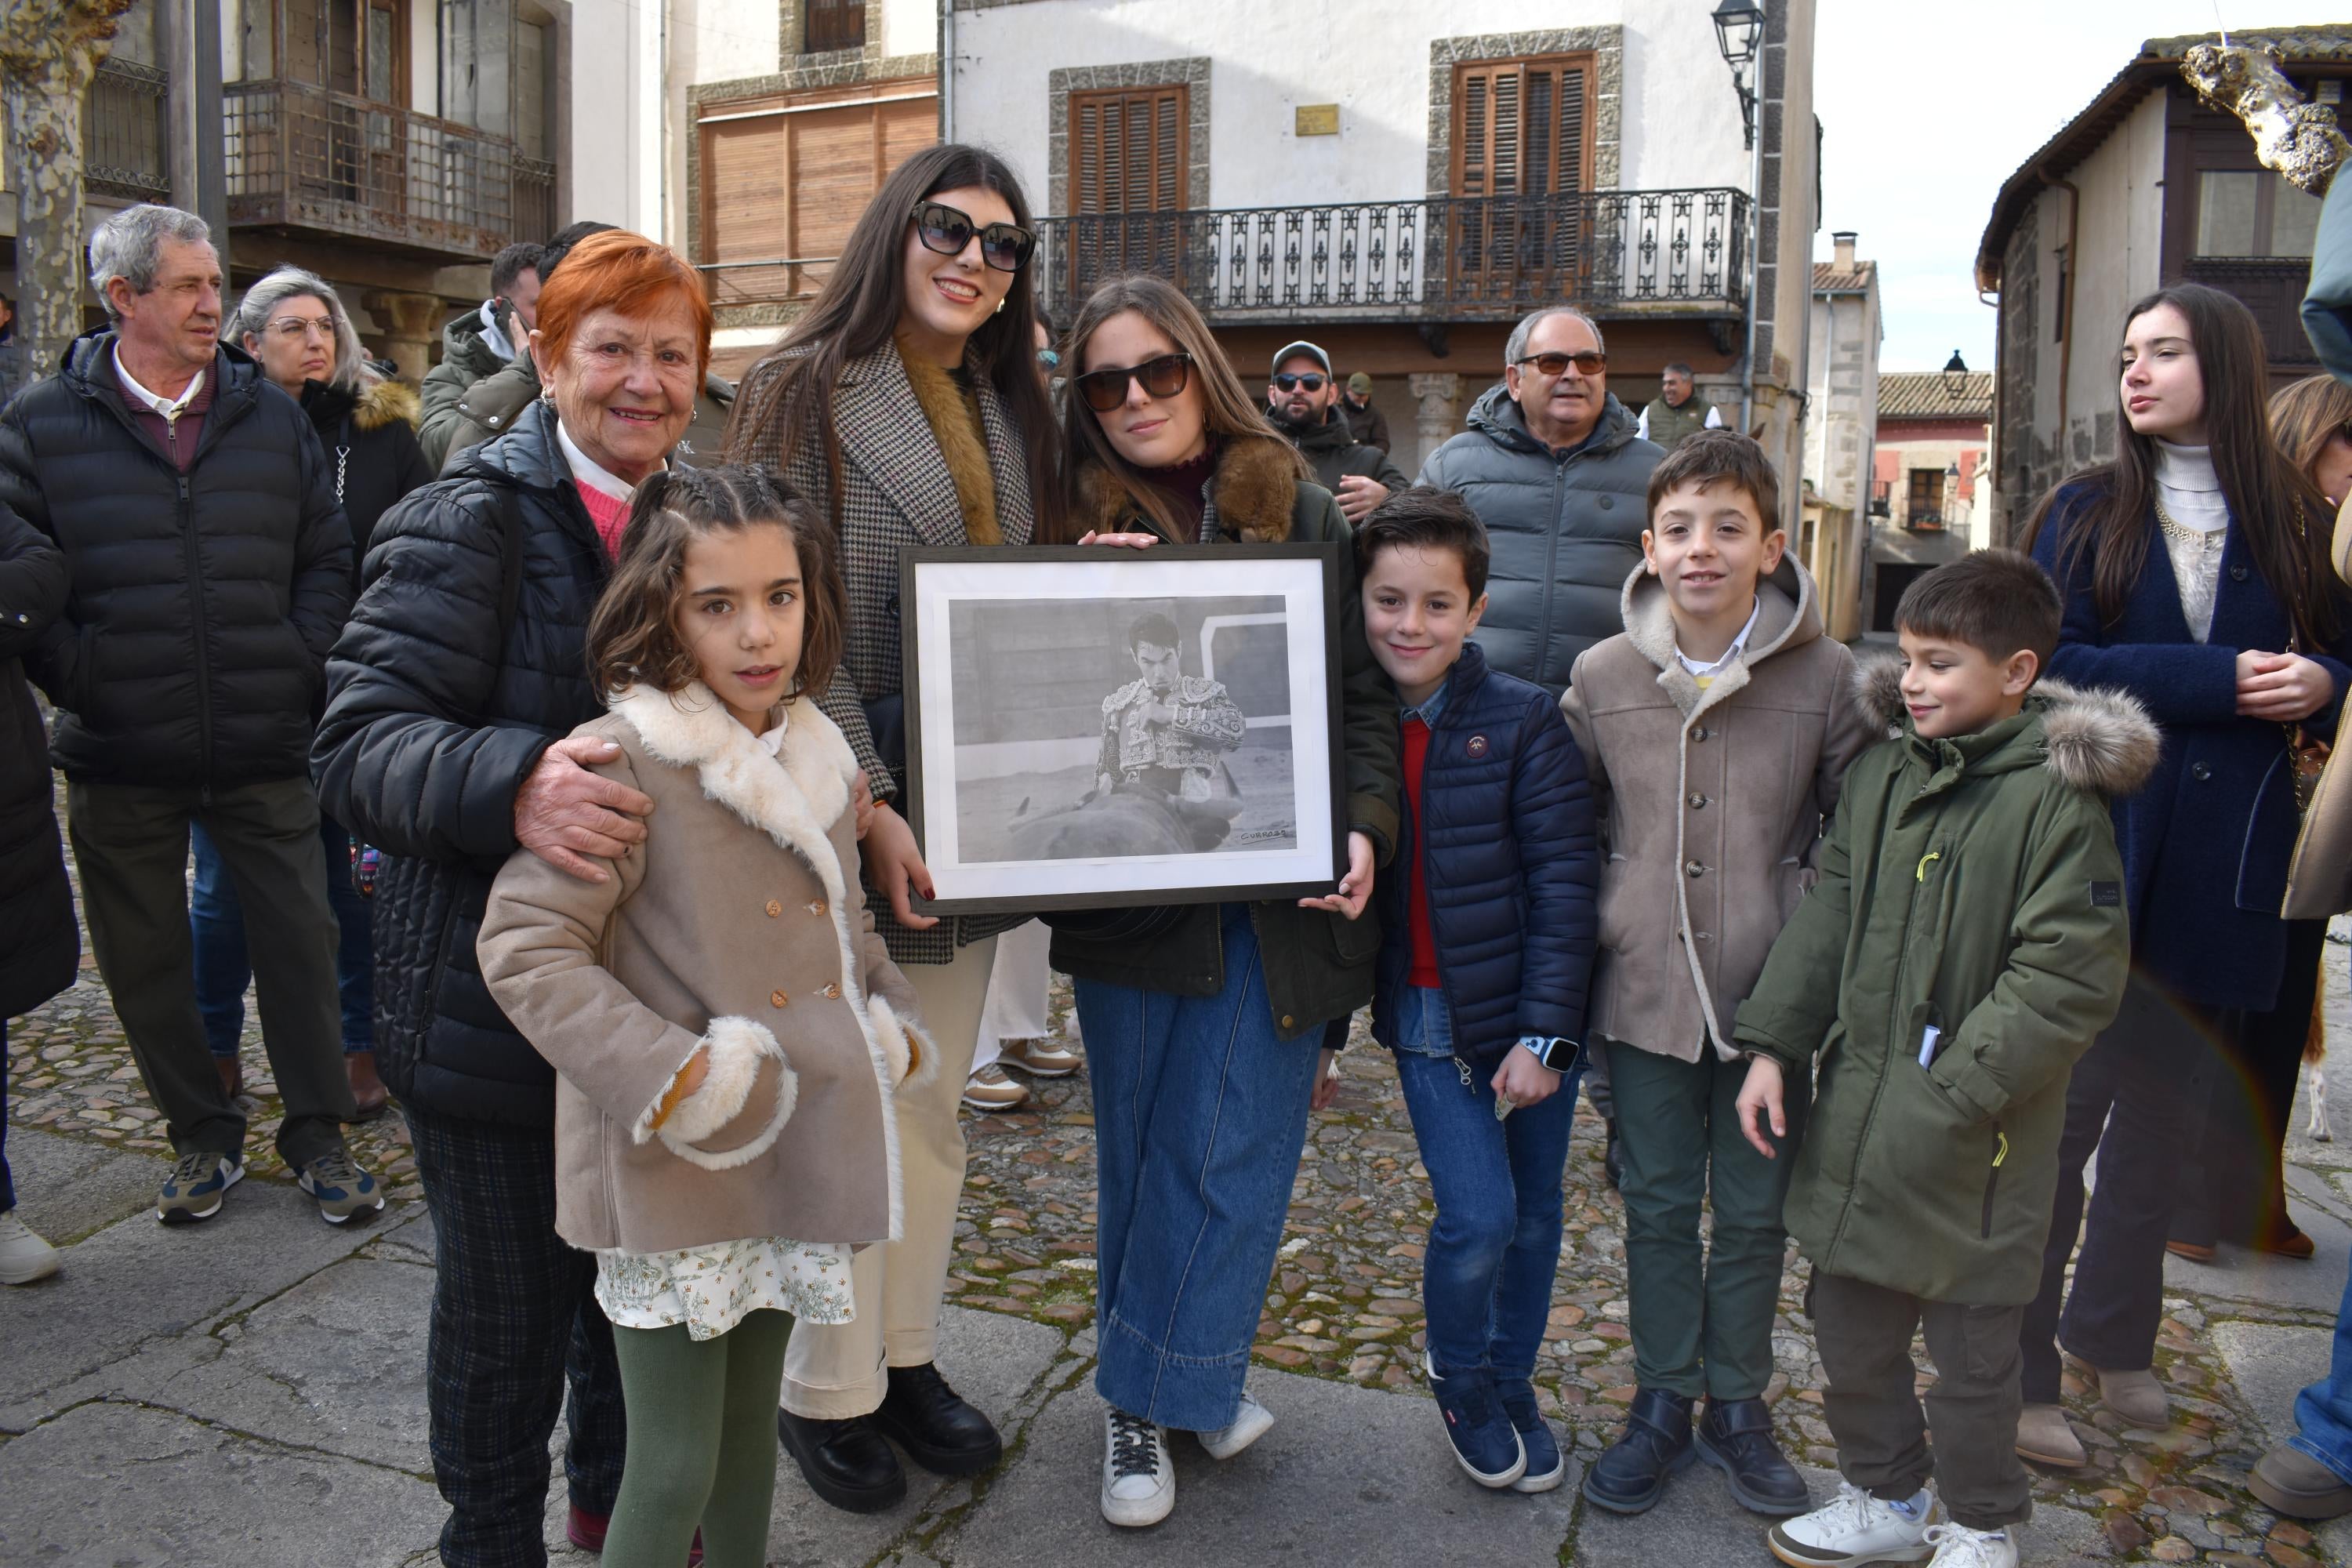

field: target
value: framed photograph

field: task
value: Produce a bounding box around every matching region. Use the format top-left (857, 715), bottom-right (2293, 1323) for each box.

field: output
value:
top-left (901, 544), bottom-right (1347, 914)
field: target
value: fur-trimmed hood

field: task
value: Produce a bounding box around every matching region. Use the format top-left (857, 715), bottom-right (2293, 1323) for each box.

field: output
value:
top-left (1074, 431), bottom-right (1304, 544)
top-left (1853, 655), bottom-right (2160, 797)
top-left (1619, 554), bottom-right (1822, 720)
top-left (355, 375), bottom-right (422, 432)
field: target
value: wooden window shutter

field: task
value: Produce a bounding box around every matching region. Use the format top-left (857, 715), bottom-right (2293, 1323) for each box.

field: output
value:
top-left (1452, 55), bottom-right (1592, 198)
top-left (1068, 85), bottom-right (1188, 214)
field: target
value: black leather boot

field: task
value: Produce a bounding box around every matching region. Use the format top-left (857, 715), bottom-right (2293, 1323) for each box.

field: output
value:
top-left (776, 1408), bottom-right (906, 1513)
top-left (1697, 1396), bottom-right (1811, 1515)
top-left (869, 1362), bottom-right (1004, 1476)
top-left (1581, 1388), bottom-right (1695, 1514)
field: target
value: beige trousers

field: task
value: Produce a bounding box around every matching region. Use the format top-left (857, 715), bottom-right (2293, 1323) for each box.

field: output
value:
top-left (782, 934), bottom-right (997, 1418)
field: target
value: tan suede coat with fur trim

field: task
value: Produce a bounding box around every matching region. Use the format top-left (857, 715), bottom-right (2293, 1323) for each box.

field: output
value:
top-left (477, 688), bottom-right (932, 1254)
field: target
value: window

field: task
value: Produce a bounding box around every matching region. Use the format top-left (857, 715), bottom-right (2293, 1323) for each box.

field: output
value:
top-left (699, 84), bottom-right (937, 305)
top-left (803, 0), bottom-right (863, 54)
top-left (439, 0), bottom-right (513, 135)
top-left (1907, 468), bottom-right (1946, 529)
top-left (2195, 169), bottom-right (2324, 258)
top-left (1068, 85), bottom-right (1187, 214)
top-left (1451, 55), bottom-right (1592, 200)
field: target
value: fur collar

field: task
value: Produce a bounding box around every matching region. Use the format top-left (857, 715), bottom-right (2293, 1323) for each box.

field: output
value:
top-left (1853, 658), bottom-right (2160, 796)
top-left (1075, 433), bottom-right (1301, 544)
top-left (1620, 557), bottom-right (1820, 721)
top-left (896, 338), bottom-right (1002, 546)
top-left (356, 376), bottom-right (421, 432)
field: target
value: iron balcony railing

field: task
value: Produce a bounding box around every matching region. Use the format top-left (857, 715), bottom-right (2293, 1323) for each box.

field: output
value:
top-left (87, 58), bottom-right (172, 202)
top-left (1033, 188), bottom-right (1749, 324)
top-left (223, 78), bottom-right (544, 261)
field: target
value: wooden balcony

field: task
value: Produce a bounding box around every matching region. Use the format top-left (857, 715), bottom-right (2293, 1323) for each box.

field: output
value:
top-left (1033, 188), bottom-right (1751, 327)
top-left (2182, 256), bottom-right (2319, 374)
top-left (223, 78), bottom-right (546, 263)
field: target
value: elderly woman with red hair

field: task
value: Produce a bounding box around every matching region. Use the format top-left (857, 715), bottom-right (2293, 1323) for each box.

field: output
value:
top-left (314, 230), bottom-right (715, 1566)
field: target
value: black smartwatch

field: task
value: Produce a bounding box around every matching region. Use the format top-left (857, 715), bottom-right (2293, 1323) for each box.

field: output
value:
top-left (1517, 1035), bottom-right (1581, 1073)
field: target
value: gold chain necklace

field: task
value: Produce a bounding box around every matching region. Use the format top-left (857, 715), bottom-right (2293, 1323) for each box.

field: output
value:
top-left (2152, 494), bottom-right (2226, 551)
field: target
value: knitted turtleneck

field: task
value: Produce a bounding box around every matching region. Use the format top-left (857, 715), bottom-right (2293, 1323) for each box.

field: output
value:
top-left (1143, 442), bottom-right (1218, 543)
top-left (897, 337), bottom-right (1003, 546)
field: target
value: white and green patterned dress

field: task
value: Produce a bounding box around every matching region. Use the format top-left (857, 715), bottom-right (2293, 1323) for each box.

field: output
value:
top-left (596, 1239), bottom-right (855, 1341)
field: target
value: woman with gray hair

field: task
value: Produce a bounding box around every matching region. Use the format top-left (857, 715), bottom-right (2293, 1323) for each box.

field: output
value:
top-left (188, 267), bottom-right (433, 1117)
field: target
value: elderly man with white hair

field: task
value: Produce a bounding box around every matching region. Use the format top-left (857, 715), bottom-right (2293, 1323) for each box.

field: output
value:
top-left (0, 204), bottom-right (383, 1228)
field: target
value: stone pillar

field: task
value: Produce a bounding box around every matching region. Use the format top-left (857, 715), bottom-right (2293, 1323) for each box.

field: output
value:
top-left (1409, 372), bottom-right (1465, 456)
top-left (361, 289), bottom-right (447, 386)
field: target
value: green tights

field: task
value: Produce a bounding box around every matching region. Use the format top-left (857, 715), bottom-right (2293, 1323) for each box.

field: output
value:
top-left (604, 1308), bottom-right (795, 1568)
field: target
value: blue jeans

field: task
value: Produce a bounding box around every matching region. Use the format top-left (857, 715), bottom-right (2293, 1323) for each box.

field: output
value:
top-left (2290, 1261), bottom-right (2352, 1483)
top-left (191, 815), bottom-right (372, 1056)
top-left (1388, 986), bottom-right (1582, 1380)
top-left (1074, 905), bottom-right (1322, 1432)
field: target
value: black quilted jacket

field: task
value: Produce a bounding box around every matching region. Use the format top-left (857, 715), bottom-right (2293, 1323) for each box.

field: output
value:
top-left (0, 504), bottom-right (76, 1018)
top-left (0, 335), bottom-right (352, 787)
top-left (312, 398), bottom-right (610, 1126)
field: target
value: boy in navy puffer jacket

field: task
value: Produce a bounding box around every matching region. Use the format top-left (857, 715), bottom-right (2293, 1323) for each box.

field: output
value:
top-left (1359, 488), bottom-right (1600, 1494)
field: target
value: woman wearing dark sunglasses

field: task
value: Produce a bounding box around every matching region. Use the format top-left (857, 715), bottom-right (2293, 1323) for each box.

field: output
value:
top-left (724, 142), bottom-right (1062, 1516)
top-left (1047, 275), bottom-right (1400, 1527)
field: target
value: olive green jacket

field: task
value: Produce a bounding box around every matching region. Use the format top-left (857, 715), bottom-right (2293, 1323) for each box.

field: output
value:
top-left (1047, 434), bottom-right (1402, 1040)
top-left (1733, 667), bottom-right (2156, 1305)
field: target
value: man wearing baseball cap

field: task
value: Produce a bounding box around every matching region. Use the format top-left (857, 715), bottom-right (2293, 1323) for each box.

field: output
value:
top-left (1340, 372), bottom-right (1391, 453)
top-left (1265, 340), bottom-right (1406, 523)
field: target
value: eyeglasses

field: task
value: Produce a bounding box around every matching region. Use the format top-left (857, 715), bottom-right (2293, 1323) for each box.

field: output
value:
top-left (1272, 372), bottom-right (1328, 393)
top-left (270, 315), bottom-right (337, 340)
top-left (1074, 352), bottom-right (1193, 412)
top-left (1515, 350), bottom-right (1607, 378)
top-left (909, 201), bottom-right (1036, 272)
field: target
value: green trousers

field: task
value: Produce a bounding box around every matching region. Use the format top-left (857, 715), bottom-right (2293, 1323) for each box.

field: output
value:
top-left (605, 1308), bottom-right (795, 1567)
top-left (1606, 1040), bottom-right (1809, 1401)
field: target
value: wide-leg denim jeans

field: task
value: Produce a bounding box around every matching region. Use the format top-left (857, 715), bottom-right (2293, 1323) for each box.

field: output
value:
top-left (1075, 905), bottom-right (1322, 1432)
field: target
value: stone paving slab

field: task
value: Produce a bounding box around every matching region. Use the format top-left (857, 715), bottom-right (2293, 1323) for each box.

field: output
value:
top-left (0, 1185), bottom-right (416, 1430)
top-left (2161, 1194), bottom-right (2352, 1314)
top-left (935, 1363), bottom-right (1579, 1566)
top-left (4, 1123), bottom-right (164, 1243)
top-left (0, 1399), bottom-right (443, 1566)
top-left (2208, 1323), bottom-right (2352, 1566)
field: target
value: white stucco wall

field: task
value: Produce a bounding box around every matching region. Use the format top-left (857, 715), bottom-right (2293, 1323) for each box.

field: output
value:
top-left (882, 0), bottom-right (936, 63)
top-left (948, 0), bottom-right (1753, 213)
top-left (568, 0), bottom-right (659, 233)
top-left (1805, 281), bottom-right (1879, 513)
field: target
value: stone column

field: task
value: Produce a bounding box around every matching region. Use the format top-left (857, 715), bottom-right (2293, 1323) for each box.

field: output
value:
top-left (361, 289), bottom-right (447, 386)
top-left (1409, 372), bottom-right (1465, 456)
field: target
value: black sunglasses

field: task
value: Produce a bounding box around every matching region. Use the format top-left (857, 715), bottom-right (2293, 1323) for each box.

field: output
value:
top-left (909, 201), bottom-right (1035, 273)
top-left (1515, 350), bottom-right (1607, 377)
top-left (1272, 372), bottom-right (1328, 393)
top-left (1075, 352), bottom-right (1193, 412)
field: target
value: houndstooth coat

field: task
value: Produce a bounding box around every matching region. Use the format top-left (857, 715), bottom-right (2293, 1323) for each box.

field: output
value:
top-left (735, 336), bottom-right (1039, 964)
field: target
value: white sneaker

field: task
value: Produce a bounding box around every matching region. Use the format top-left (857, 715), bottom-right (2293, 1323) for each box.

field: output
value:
top-left (1101, 1408), bottom-right (1174, 1527)
top-left (1923, 1523), bottom-right (2018, 1567)
top-left (1768, 1480), bottom-right (1939, 1566)
top-left (1198, 1390), bottom-right (1275, 1460)
top-left (0, 1212), bottom-right (60, 1284)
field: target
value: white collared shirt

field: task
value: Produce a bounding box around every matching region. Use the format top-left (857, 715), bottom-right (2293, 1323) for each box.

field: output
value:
top-left (114, 348), bottom-right (204, 424)
top-left (555, 418), bottom-right (640, 505)
top-left (1674, 597), bottom-right (1762, 683)
top-left (478, 299), bottom-right (517, 364)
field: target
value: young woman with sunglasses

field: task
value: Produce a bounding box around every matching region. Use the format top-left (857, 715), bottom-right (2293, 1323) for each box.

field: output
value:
top-left (2013, 283), bottom-right (2352, 1468)
top-left (724, 143), bottom-right (1062, 1515)
top-left (1047, 275), bottom-right (1400, 1527)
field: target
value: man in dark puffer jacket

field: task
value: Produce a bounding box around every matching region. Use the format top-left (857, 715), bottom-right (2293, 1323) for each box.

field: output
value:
top-left (0, 203), bottom-right (376, 1228)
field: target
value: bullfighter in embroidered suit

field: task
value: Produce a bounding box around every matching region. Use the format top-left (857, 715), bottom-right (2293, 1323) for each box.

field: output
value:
top-left (1091, 613), bottom-right (1247, 849)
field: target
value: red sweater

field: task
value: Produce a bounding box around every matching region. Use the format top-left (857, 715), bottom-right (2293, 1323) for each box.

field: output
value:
top-left (575, 481), bottom-right (630, 558)
top-left (1403, 715), bottom-right (1440, 989)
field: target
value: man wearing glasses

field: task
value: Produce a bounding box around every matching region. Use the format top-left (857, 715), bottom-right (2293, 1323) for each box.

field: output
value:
top-left (1265, 341), bottom-right (1408, 524)
top-left (1415, 305), bottom-right (1662, 697)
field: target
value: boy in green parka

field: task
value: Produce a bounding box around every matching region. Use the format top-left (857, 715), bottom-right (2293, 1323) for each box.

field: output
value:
top-left (1731, 550), bottom-right (2157, 1568)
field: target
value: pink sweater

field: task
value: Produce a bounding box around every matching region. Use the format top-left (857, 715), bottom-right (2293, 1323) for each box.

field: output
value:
top-left (575, 481), bottom-right (631, 558)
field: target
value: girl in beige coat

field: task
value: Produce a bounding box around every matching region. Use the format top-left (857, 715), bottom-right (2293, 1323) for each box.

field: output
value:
top-left (477, 466), bottom-right (932, 1567)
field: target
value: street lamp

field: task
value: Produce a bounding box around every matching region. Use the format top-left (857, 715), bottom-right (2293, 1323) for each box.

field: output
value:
top-left (1943, 350), bottom-right (1969, 402)
top-left (1713, 0), bottom-right (1764, 150)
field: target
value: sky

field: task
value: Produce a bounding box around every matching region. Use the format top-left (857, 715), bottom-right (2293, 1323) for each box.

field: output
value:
top-left (1811, 0), bottom-right (2339, 372)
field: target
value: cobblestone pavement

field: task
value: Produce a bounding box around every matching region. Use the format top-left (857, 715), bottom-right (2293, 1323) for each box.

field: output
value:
top-left (6, 873), bottom-right (2352, 1563)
